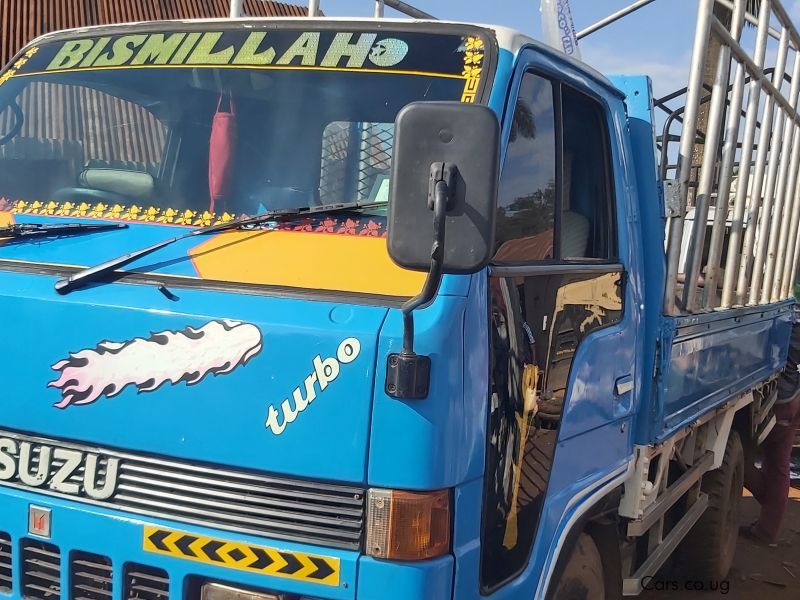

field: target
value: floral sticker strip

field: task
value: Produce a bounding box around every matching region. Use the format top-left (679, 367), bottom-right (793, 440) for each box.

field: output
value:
top-left (461, 37), bottom-right (485, 103)
top-left (0, 198), bottom-right (388, 236)
top-left (0, 46), bottom-right (38, 87)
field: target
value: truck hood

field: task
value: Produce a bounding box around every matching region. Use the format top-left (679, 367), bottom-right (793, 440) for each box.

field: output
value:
top-left (0, 267), bottom-right (390, 484)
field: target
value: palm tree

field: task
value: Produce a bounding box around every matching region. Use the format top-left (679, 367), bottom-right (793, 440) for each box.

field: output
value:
top-left (510, 100), bottom-right (536, 143)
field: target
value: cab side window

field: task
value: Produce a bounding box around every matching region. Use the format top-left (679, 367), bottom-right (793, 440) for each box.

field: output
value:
top-left (493, 72), bottom-right (616, 263)
top-left (561, 85), bottom-right (615, 260)
top-left (494, 74), bottom-right (557, 262)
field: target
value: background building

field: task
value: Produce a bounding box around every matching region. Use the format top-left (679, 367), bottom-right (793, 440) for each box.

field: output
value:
top-left (0, 0), bottom-right (308, 66)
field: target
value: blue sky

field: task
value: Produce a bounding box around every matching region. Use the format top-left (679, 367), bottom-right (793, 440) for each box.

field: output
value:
top-left (322, 0), bottom-right (800, 97)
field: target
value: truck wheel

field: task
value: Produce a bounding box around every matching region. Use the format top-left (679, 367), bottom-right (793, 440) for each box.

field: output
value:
top-left (551, 533), bottom-right (605, 600)
top-left (678, 430), bottom-right (744, 581)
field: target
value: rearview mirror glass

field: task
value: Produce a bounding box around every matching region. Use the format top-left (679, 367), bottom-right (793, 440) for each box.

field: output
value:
top-left (387, 101), bottom-right (499, 274)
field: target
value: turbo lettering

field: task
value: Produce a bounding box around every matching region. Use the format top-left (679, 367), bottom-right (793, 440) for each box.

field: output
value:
top-left (265, 337), bottom-right (361, 435)
top-left (45, 31), bottom-right (410, 71)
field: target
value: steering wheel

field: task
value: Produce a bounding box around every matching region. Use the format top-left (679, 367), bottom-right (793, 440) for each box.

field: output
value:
top-left (0, 101), bottom-right (24, 146)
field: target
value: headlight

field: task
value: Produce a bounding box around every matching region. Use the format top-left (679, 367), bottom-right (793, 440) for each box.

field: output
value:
top-left (201, 583), bottom-right (283, 600)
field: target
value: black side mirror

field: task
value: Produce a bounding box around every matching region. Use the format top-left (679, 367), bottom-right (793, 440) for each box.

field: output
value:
top-left (388, 101), bottom-right (499, 273)
top-left (385, 102), bottom-right (499, 400)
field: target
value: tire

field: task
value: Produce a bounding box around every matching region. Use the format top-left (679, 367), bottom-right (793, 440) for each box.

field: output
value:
top-left (552, 533), bottom-right (605, 600)
top-left (677, 430), bottom-right (744, 581)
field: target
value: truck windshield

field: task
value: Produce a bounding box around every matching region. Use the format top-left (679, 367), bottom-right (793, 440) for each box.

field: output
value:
top-left (0, 26), bottom-right (491, 226)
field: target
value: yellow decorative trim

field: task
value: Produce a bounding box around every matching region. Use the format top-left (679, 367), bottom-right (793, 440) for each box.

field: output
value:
top-left (461, 36), bottom-right (485, 103)
top-left (7, 200), bottom-right (236, 227)
top-left (0, 47), bottom-right (37, 86)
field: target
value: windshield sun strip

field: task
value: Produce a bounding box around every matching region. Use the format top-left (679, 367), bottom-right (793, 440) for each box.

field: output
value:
top-left (12, 64), bottom-right (468, 81)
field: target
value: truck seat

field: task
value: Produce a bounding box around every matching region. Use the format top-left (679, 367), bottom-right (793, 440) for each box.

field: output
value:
top-left (561, 209), bottom-right (589, 258)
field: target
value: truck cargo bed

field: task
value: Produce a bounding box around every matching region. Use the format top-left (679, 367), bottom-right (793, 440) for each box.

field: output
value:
top-left (646, 300), bottom-right (793, 444)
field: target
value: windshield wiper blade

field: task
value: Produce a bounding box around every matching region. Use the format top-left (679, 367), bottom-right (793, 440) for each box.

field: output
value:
top-left (0, 222), bottom-right (127, 239)
top-left (54, 201), bottom-right (386, 295)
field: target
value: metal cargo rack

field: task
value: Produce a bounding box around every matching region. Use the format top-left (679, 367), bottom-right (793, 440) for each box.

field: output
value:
top-left (661, 0), bottom-right (800, 314)
top-left (229, 0), bottom-right (435, 19)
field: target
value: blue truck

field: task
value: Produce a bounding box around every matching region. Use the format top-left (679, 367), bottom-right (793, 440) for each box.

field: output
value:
top-left (0, 0), bottom-right (797, 598)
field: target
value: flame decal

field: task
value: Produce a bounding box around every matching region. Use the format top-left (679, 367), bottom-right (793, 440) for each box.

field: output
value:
top-left (48, 319), bottom-right (263, 408)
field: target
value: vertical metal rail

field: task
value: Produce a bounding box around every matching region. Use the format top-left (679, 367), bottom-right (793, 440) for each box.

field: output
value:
top-left (682, 3), bottom-right (739, 312)
top-left (788, 189), bottom-right (800, 295)
top-left (781, 163), bottom-right (800, 298)
top-left (721, 0), bottom-right (771, 307)
top-left (737, 29), bottom-right (790, 302)
top-left (308, 0), bottom-right (320, 16)
top-left (750, 45), bottom-right (799, 304)
top-left (768, 55), bottom-right (800, 300)
top-left (703, 0), bottom-right (747, 308)
top-left (375, 1), bottom-right (385, 17)
top-left (772, 0), bottom-right (800, 299)
top-left (664, 0), bottom-right (715, 314)
top-left (773, 120), bottom-right (800, 299)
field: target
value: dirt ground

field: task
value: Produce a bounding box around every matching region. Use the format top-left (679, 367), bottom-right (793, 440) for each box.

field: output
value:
top-left (640, 486), bottom-right (800, 600)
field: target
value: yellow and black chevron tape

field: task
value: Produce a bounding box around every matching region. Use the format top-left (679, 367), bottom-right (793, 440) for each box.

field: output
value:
top-left (143, 526), bottom-right (340, 587)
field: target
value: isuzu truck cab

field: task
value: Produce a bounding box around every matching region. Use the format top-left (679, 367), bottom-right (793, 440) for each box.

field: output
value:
top-left (0, 1), bottom-right (797, 598)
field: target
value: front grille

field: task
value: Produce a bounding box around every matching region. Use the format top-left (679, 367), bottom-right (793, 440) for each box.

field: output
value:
top-left (13, 542), bottom-right (166, 600)
top-left (0, 429), bottom-right (365, 550)
top-left (71, 552), bottom-right (112, 600)
top-left (21, 540), bottom-right (61, 600)
top-left (124, 564), bottom-right (169, 600)
top-left (0, 531), bottom-right (12, 594)
top-left (115, 459), bottom-right (364, 549)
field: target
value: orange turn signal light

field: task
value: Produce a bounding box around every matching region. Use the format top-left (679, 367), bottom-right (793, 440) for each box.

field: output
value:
top-left (366, 488), bottom-right (451, 561)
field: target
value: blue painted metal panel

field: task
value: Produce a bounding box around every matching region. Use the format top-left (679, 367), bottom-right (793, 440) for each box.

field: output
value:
top-left (656, 301), bottom-right (793, 442)
top-left (451, 477), bottom-right (484, 600)
top-left (357, 555), bottom-right (453, 599)
top-left (367, 294), bottom-right (472, 489)
top-left (487, 49), bottom-right (516, 124)
top-left (0, 269), bottom-right (389, 483)
top-left (0, 486), bottom-right (358, 599)
top-left (608, 75), bottom-right (669, 446)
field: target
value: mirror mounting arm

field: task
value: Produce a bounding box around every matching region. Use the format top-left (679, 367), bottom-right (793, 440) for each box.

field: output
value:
top-left (385, 162), bottom-right (456, 400)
